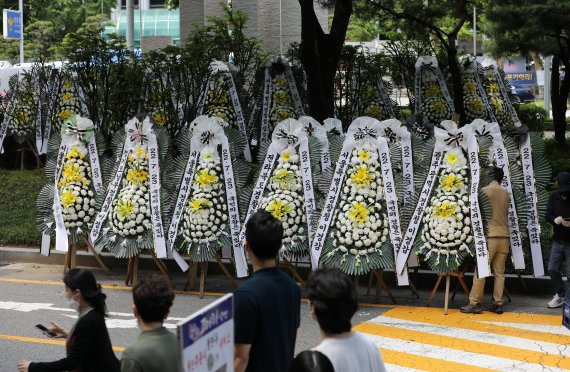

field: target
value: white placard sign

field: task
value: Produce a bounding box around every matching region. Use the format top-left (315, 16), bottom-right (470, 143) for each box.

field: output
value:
top-left (178, 294), bottom-right (234, 372)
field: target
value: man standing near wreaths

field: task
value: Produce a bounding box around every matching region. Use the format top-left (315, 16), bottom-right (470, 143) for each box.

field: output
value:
top-left (461, 167), bottom-right (510, 314)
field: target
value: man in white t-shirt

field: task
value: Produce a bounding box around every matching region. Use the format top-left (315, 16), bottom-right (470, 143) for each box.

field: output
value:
top-left (308, 268), bottom-right (386, 372)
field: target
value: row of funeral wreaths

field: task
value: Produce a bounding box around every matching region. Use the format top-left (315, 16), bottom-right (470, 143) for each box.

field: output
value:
top-left (36, 112), bottom-right (545, 283)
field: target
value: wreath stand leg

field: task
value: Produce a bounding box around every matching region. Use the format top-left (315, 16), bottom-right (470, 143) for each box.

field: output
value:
top-left (63, 244), bottom-right (77, 273)
top-left (184, 262), bottom-right (198, 292)
top-left (125, 255), bottom-right (140, 286)
top-left (84, 238), bottom-right (110, 274)
top-left (198, 262), bottom-right (208, 299)
top-left (427, 272), bottom-right (469, 315)
top-left (279, 256), bottom-right (306, 287)
top-left (451, 261), bottom-right (472, 301)
top-left (26, 139), bottom-right (42, 169)
top-left (372, 269), bottom-right (396, 304)
top-left (215, 254), bottom-right (237, 288)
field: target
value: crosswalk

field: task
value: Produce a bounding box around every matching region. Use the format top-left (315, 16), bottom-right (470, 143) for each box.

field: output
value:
top-left (355, 306), bottom-right (570, 371)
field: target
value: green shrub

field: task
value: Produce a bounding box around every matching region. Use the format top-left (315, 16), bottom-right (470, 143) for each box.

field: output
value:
top-left (398, 107), bottom-right (412, 120)
top-left (0, 169), bottom-right (46, 245)
top-left (516, 103), bottom-right (547, 131)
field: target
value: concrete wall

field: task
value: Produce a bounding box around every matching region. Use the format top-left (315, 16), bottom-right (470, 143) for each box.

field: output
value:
top-left (233, 0), bottom-right (328, 54)
top-left (177, 0), bottom-right (329, 54)
top-left (180, 0), bottom-right (227, 46)
top-left (141, 36), bottom-right (173, 52)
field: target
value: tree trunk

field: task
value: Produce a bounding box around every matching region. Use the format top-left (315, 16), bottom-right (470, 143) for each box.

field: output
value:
top-left (446, 36), bottom-right (465, 125)
top-left (551, 55), bottom-right (568, 145)
top-left (298, 0), bottom-right (351, 123)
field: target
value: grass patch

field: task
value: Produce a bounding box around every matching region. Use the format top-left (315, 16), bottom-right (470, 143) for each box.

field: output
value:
top-left (0, 168), bottom-right (46, 246)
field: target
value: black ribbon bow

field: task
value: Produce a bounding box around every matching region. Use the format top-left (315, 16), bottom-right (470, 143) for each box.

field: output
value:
top-left (305, 123), bottom-right (316, 137)
top-left (275, 128), bottom-right (298, 145)
top-left (200, 131), bottom-right (215, 145)
top-left (384, 127), bottom-right (398, 143)
top-left (474, 127), bottom-right (493, 142)
top-left (445, 132), bottom-right (464, 147)
top-left (354, 126), bottom-right (378, 141)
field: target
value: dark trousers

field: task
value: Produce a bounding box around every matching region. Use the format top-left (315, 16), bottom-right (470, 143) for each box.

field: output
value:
top-left (548, 240), bottom-right (570, 297)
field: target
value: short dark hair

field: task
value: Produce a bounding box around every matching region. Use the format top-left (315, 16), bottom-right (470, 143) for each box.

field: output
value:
top-left (288, 350), bottom-right (334, 372)
top-left (307, 268), bottom-right (358, 334)
top-left (64, 268), bottom-right (107, 316)
top-left (245, 210), bottom-right (283, 260)
top-left (493, 167), bottom-right (504, 183)
top-left (132, 274), bottom-right (175, 323)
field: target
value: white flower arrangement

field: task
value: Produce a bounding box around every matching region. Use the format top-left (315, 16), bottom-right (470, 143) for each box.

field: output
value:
top-left (58, 145), bottom-right (97, 232)
top-left (323, 147), bottom-right (391, 272)
top-left (53, 80), bottom-right (83, 130)
top-left (259, 145), bottom-right (307, 251)
top-left (108, 145), bottom-right (152, 237)
top-left (419, 67), bottom-right (453, 125)
top-left (7, 94), bottom-right (35, 142)
top-left (204, 76), bottom-right (236, 128)
top-left (417, 147), bottom-right (474, 271)
top-left (483, 71), bottom-right (511, 126)
top-left (181, 150), bottom-right (228, 245)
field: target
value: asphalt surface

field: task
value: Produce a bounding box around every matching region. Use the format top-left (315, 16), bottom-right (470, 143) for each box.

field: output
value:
top-left (0, 261), bottom-right (564, 371)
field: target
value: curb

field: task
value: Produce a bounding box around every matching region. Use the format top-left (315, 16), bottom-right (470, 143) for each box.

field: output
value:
top-left (0, 246), bottom-right (555, 295)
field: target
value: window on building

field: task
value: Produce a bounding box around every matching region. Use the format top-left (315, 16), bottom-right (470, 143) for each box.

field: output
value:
top-left (149, 0), bottom-right (165, 8)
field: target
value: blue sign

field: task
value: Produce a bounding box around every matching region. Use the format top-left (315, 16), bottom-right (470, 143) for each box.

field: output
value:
top-left (505, 71), bottom-right (536, 85)
top-left (178, 294), bottom-right (234, 372)
top-left (3, 9), bottom-right (22, 39)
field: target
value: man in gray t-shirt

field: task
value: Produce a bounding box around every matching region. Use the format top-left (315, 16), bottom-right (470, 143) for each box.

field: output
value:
top-left (121, 274), bottom-right (178, 372)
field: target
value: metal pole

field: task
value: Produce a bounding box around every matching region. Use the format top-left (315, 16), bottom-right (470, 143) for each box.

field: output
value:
top-left (19, 0), bottom-right (23, 64)
top-left (544, 55), bottom-right (552, 119)
top-left (279, 0), bottom-right (282, 56)
top-left (473, 6), bottom-right (476, 56)
top-left (126, 0), bottom-right (134, 49)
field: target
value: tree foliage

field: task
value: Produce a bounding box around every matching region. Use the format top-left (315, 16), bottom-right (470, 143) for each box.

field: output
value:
top-left (485, 0), bottom-right (569, 144)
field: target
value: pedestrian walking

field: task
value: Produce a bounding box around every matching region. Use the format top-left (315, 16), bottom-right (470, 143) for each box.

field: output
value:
top-left (234, 210), bottom-right (301, 372)
top-left (546, 171), bottom-right (570, 308)
top-left (121, 274), bottom-right (178, 372)
top-left (309, 268), bottom-right (386, 372)
top-left (17, 268), bottom-right (120, 372)
top-left (462, 167), bottom-right (511, 314)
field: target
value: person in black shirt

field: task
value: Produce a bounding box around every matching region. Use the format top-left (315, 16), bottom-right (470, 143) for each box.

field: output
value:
top-left (234, 210), bottom-right (301, 372)
top-left (546, 172), bottom-right (570, 308)
top-left (17, 268), bottom-right (120, 372)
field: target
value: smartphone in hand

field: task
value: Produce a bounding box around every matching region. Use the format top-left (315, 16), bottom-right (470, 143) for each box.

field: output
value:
top-left (35, 324), bottom-right (56, 337)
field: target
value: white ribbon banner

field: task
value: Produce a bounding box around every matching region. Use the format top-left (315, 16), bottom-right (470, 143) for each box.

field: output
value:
top-left (221, 138), bottom-right (249, 277)
top-left (284, 64), bottom-right (305, 117)
top-left (395, 146), bottom-right (443, 274)
top-left (299, 116), bottom-right (332, 171)
top-left (89, 145), bottom-right (129, 251)
top-left (147, 132), bottom-right (167, 259)
top-left (48, 144), bottom-right (70, 254)
top-left (492, 67), bottom-right (544, 276)
top-left (466, 132), bottom-right (491, 278)
top-left (0, 97), bottom-right (15, 154)
top-left (299, 138), bottom-right (317, 249)
top-left (378, 136), bottom-right (408, 285)
top-left (260, 70), bottom-right (272, 143)
top-left (88, 136), bottom-right (103, 192)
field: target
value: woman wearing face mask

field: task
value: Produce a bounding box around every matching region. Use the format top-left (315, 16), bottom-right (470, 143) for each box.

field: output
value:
top-left (17, 268), bottom-right (120, 372)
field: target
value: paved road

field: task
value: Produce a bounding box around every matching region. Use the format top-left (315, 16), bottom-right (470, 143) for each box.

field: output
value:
top-left (0, 262), bottom-right (568, 371)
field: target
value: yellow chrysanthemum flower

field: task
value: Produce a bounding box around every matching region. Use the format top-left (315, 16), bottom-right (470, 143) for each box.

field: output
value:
top-left (136, 147), bottom-right (145, 159)
top-left (440, 173), bottom-right (464, 192)
top-left (63, 81), bottom-right (73, 89)
top-left (60, 189), bottom-right (77, 208)
top-left (348, 202), bottom-right (369, 223)
top-left (266, 199), bottom-right (292, 220)
top-left (117, 199), bottom-right (134, 218)
top-left (61, 163), bottom-right (82, 184)
top-left (433, 200), bottom-right (458, 219)
top-left (350, 165), bottom-right (373, 187)
top-left (153, 112), bottom-right (167, 127)
top-left (190, 198), bottom-right (212, 212)
top-left (426, 84), bottom-right (441, 97)
top-left (358, 150), bottom-right (371, 162)
top-left (489, 82), bottom-right (499, 93)
top-left (431, 101), bottom-right (446, 113)
top-left (62, 92), bottom-right (73, 102)
top-left (281, 152), bottom-right (291, 162)
top-left (196, 169), bottom-right (219, 188)
top-left (59, 110), bottom-right (72, 121)
top-left (127, 169), bottom-right (149, 185)
top-left (446, 153), bottom-right (458, 165)
top-left (465, 82), bottom-right (476, 94)
top-left (66, 146), bottom-right (80, 160)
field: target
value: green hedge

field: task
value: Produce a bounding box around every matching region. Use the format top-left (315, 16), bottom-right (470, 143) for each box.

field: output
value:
top-left (0, 169), bottom-right (46, 246)
top-left (544, 138), bottom-right (570, 185)
top-left (517, 103), bottom-right (547, 132)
